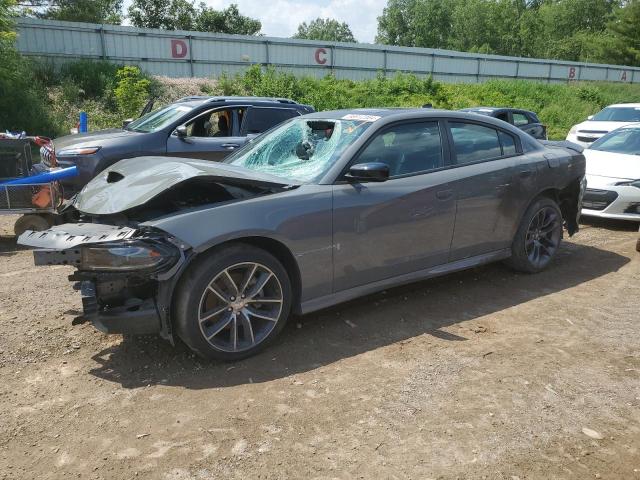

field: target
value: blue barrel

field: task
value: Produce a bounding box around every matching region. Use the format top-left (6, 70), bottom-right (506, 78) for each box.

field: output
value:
top-left (79, 112), bottom-right (88, 133)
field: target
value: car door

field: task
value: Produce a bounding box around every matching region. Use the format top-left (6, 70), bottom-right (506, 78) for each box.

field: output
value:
top-left (446, 121), bottom-right (520, 261)
top-left (166, 108), bottom-right (245, 161)
top-left (332, 120), bottom-right (457, 292)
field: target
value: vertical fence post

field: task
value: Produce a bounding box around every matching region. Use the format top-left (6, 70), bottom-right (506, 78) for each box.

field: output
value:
top-left (515, 60), bottom-right (520, 80)
top-left (265, 40), bottom-right (270, 67)
top-left (187, 35), bottom-right (194, 77)
top-left (99, 25), bottom-right (107, 60)
top-left (383, 49), bottom-right (387, 78)
top-left (547, 63), bottom-right (552, 84)
top-left (330, 45), bottom-right (335, 76)
top-left (476, 57), bottom-right (481, 83)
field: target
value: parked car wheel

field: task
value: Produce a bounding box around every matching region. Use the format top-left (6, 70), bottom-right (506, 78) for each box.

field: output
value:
top-left (174, 244), bottom-right (292, 361)
top-left (507, 197), bottom-right (563, 273)
top-left (14, 214), bottom-right (52, 236)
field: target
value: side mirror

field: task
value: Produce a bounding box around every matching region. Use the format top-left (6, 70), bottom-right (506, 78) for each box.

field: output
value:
top-left (122, 118), bottom-right (133, 129)
top-left (346, 162), bottom-right (389, 182)
top-left (587, 115), bottom-right (594, 120)
top-left (175, 125), bottom-right (188, 138)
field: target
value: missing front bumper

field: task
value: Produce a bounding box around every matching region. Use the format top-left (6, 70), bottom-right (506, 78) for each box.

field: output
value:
top-left (76, 280), bottom-right (162, 335)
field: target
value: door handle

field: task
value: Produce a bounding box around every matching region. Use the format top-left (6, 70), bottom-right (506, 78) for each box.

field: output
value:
top-left (436, 189), bottom-right (453, 201)
top-left (222, 143), bottom-right (239, 150)
top-left (519, 169), bottom-right (534, 178)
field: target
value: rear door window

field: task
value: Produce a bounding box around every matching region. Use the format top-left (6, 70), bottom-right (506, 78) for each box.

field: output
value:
top-left (449, 122), bottom-right (502, 165)
top-left (512, 112), bottom-right (530, 126)
top-left (240, 107), bottom-right (301, 135)
top-left (498, 131), bottom-right (517, 156)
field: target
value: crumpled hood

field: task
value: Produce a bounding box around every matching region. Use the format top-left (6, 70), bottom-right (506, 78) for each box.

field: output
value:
top-left (584, 149), bottom-right (640, 180)
top-left (53, 129), bottom-right (140, 151)
top-left (74, 156), bottom-right (299, 216)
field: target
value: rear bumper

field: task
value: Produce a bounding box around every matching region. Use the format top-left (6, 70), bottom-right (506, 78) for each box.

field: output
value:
top-left (77, 280), bottom-right (162, 335)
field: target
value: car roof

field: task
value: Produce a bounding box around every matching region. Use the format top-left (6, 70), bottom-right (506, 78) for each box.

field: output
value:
top-left (461, 107), bottom-right (536, 114)
top-left (173, 96), bottom-right (304, 108)
top-left (302, 108), bottom-right (528, 124)
top-left (607, 103), bottom-right (640, 108)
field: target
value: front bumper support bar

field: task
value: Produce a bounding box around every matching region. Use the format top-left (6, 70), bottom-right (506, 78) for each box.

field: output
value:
top-left (74, 279), bottom-right (162, 335)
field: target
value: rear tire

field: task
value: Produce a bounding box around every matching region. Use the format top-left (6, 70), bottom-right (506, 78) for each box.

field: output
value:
top-left (174, 243), bottom-right (292, 361)
top-left (507, 197), bottom-right (563, 273)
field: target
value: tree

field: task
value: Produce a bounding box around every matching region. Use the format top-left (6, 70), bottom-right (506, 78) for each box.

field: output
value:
top-left (293, 18), bottom-right (356, 43)
top-left (195, 3), bottom-right (261, 35)
top-left (376, 0), bottom-right (456, 48)
top-left (604, 0), bottom-right (640, 65)
top-left (1, 0), bottom-right (18, 82)
top-left (15, 0), bottom-right (123, 23)
top-left (1, 0), bottom-right (54, 133)
top-left (128, 1), bottom-right (260, 34)
top-left (128, 0), bottom-right (195, 30)
top-left (41, 0), bottom-right (123, 24)
top-left (375, 0), bottom-right (626, 63)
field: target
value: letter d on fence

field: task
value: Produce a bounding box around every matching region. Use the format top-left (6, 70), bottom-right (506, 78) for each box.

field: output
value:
top-left (171, 39), bottom-right (188, 59)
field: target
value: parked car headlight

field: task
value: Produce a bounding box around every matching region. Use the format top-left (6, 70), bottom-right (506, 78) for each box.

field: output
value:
top-left (80, 239), bottom-right (179, 272)
top-left (57, 146), bottom-right (101, 156)
top-left (568, 126), bottom-right (578, 135)
top-left (615, 179), bottom-right (640, 189)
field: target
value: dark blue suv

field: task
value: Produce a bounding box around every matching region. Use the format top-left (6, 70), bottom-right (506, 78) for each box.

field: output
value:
top-left (52, 96), bottom-right (314, 193)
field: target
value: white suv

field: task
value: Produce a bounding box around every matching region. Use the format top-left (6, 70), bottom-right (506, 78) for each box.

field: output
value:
top-left (566, 103), bottom-right (640, 148)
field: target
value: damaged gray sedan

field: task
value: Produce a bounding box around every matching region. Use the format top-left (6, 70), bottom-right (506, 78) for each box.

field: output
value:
top-left (19, 109), bottom-right (586, 360)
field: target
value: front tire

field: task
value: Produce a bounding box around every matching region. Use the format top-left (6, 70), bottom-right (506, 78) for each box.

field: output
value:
top-left (174, 244), bottom-right (292, 361)
top-left (507, 197), bottom-right (563, 273)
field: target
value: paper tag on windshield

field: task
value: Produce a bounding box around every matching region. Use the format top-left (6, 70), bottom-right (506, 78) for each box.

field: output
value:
top-left (341, 114), bottom-right (381, 122)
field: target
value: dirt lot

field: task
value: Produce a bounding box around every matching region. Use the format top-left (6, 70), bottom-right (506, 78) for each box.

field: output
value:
top-left (0, 215), bottom-right (638, 480)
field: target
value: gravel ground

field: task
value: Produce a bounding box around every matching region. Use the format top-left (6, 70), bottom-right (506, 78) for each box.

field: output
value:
top-left (0, 214), bottom-right (638, 480)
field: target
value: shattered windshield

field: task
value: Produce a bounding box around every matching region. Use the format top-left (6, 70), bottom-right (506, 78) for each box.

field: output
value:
top-left (225, 117), bottom-right (373, 183)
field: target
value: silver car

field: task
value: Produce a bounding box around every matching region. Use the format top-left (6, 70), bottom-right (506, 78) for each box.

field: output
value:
top-left (19, 109), bottom-right (586, 360)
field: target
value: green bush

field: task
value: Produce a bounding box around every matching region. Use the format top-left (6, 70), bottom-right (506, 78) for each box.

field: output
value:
top-left (59, 59), bottom-right (121, 98)
top-left (0, 51), bottom-right (56, 135)
top-left (113, 66), bottom-right (151, 118)
top-left (9, 59), bottom-right (640, 140)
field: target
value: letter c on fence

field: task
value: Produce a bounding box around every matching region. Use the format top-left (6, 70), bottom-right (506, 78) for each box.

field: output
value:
top-left (171, 39), bottom-right (188, 59)
top-left (568, 66), bottom-right (576, 79)
top-left (315, 48), bottom-right (328, 65)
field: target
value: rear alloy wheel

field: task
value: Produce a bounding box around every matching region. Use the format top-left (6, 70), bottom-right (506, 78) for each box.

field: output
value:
top-left (524, 205), bottom-right (562, 269)
top-left (175, 245), bottom-right (292, 360)
top-left (507, 197), bottom-right (563, 273)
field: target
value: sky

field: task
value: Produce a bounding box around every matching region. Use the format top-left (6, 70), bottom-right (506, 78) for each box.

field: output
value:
top-left (123, 0), bottom-right (387, 44)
